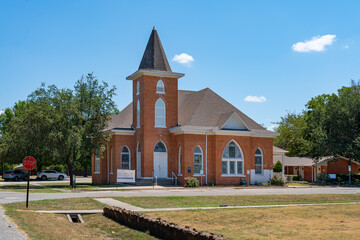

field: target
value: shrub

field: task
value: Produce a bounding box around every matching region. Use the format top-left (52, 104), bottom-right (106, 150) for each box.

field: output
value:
top-left (262, 183), bottom-right (268, 186)
top-left (317, 173), bottom-right (330, 185)
top-left (208, 181), bottom-right (214, 186)
top-left (273, 161), bottom-right (282, 172)
top-left (46, 164), bottom-right (66, 173)
top-left (184, 177), bottom-right (199, 187)
top-left (270, 175), bottom-right (284, 186)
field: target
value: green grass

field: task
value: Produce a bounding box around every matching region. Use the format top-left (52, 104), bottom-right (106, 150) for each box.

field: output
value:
top-left (0, 184), bottom-right (62, 193)
top-left (37, 182), bottom-right (125, 191)
top-left (4, 197), bottom-right (107, 211)
top-left (114, 194), bottom-right (360, 209)
top-left (2, 198), bottom-right (156, 240)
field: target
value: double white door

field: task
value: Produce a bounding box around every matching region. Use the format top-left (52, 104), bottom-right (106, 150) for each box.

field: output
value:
top-left (153, 152), bottom-right (167, 178)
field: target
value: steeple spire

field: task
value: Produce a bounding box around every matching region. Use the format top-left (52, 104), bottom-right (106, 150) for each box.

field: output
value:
top-left (138, 27), bottom-right (172, 72)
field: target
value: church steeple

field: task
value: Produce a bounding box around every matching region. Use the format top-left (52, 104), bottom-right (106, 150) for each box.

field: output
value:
top-left (138, 27), bottom-right (172, 72)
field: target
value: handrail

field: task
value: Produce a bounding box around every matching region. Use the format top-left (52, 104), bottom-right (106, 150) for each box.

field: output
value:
top-left (171, 171), bottom-right (178, 186)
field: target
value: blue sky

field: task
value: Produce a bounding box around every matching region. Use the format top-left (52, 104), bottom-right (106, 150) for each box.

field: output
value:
top-left (1, 1), bottom-right (359, 130)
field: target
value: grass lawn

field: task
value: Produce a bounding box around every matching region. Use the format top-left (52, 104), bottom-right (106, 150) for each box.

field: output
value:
top-left (0, 184), bottom-right (62, 193)
top-left (3, 197), bottom-right (156, 240)
top-left (147, 204), bottom-right (360, 239)
top-left (37, 182), bottom-right (125, 191)
top-left (114, 194), bottom-right (360, 208)
top-left (4, 197), bottom-right (106, 211)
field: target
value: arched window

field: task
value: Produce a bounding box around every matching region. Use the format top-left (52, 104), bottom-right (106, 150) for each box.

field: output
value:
top-left (156, 80), bottom-right (165, 93)
top-left (137, 100), bottom-right (140, 128)
top-left (255, 148), bottom-right (263, 174)
top-left (178, 146), bottom-right (182, 175)
top-left (222, 141), bottom-right (243, 175)
top-left (154, 141), bottom-right (166, 152)
top-left (194, 146), bottom-right (203, 175)
top-left (121, 146), bottom-right (130, 169)
top-left (136, 81), bottom-right (140, 95)
top-left (155, 98), bottom-right (166, 127)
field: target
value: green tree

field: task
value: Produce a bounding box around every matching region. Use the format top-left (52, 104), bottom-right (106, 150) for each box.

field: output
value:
top-left (273, 160), bottom-right (282, 172)
top-left (273, 112), bottom-right (312, 156)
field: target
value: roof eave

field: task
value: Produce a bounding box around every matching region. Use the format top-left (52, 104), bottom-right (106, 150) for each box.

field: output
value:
top-left (126, 69), bottom-right (184, 80)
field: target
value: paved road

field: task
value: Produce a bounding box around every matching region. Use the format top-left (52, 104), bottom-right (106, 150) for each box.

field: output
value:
top-left (0, 177), bottom-right (92, 186)
top-left (0, 206), bottom-right (27, 240)
top-left (1, 186), bottom-right (360, 204)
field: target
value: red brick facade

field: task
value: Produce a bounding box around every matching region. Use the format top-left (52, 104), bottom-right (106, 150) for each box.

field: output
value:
top-left (92, 71), bottom-right (274, 185)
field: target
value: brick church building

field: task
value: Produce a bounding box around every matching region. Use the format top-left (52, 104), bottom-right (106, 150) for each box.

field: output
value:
top-left (92, 28), bottom-right (277, 185)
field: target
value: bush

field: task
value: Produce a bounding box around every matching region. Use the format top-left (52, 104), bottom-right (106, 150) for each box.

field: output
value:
top-left (273, 160), bottom-right (282, 172)
top-left (46, 164), bottom-right (66, 173)
top-left (317, 173), bottom-right (330, 185)
top-left (208, 181), bottom-right (214, 186)
top-left (270, 175), bottom-right (284, 186)
top-left (184, 177), bottom-right (199, 187)
top-left (262, 183), bottom-right (268, 186)
top-left (286, 175), bottom-right (299, 182)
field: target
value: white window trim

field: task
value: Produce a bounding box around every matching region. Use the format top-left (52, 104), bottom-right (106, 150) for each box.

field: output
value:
top-left (178, 146), bottom-right (182, 176)
top-left (110, 147), bottom-right (113, 174)
top-left (94, 151), bottom-right (100, 174)
top-left (221, 140), bottom-right (244, 176)
top-left (156, 79), bottom-right (165, 94)
top-left (193, 146), bottom-right (203, 175)
top-left (136, 81), bottom-right (140, 95)
top-left (155, 98), bottom-right (166, 128)
top-left (255, 148), bottom-right (263, 175)
top-left (121, 145), bottom-right (131, 170)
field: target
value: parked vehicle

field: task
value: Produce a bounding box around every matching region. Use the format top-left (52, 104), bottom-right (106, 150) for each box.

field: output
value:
top-left (37, 170), bottom-right (67, 181)
top-left (2, 170), bottom-right (28, 181)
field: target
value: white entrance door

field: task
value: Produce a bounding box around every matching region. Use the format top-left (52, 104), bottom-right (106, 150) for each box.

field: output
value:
top-left (136, 151), bottom-right (141, 178)
top-left (153, 152), bottom-right (167, 178)
top-left (299, 167), bottom-right (304, 180)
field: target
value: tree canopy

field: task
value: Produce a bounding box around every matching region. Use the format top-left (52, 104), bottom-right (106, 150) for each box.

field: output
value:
top-left (0, 73), bottom-right (118, 184)
top-left (274, 82), bottom-right (360, 162)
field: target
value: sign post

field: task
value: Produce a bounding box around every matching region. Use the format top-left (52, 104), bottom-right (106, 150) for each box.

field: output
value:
top-left (23, 156), bottom-right (37, 208)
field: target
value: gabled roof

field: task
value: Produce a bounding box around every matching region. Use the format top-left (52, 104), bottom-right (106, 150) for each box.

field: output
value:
top-left (138, 27), bottom-right (172, 72)
top-left (106, 88), bottom-right (275, 136)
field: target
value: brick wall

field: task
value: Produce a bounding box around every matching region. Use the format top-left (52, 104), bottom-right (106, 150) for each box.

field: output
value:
top-left (327, 157), bottom-right (359, 174)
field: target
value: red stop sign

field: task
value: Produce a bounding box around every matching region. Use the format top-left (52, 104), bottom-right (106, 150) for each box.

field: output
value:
top-left (23, 156), bottom-right (37, 170)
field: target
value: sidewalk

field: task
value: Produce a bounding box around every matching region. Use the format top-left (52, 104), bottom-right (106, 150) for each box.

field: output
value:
top-left (0, 206), bottom-right (27, 240)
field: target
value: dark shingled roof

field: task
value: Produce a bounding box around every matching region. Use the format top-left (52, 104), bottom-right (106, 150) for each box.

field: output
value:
top-left (138, 27), bottom-right (172, 72)
top-left (106, 88), bottom-right (274, 135)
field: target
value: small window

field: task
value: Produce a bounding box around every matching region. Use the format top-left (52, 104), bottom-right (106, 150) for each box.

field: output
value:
top-left (178, 146), bottom-right (182, 175)
top-left (94, 151), bottom-right (100, 173)
top-left (136, 81), bottom-right (140, 95)
top-left (156, 80), bottom-right (165, 93)
top-left (255, 148), bottom-right (263, 175)
top-left (137, 100), bottom-right (140, 128)
top-left (194, 146), bottom-right (203, 175)
top-left (121, 146), bottom-right (130, 169)
top-left (155, 98), bottom-right (166, 127)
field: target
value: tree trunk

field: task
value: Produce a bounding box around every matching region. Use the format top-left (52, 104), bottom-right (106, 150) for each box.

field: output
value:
top-left (68, 162), bottom-right (73, 187)
top-left (83, 164), bottom-right (88, 177)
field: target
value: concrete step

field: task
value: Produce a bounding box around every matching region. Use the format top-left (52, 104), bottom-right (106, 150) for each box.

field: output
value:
top-left (135, 178), bottom-right (175, 186)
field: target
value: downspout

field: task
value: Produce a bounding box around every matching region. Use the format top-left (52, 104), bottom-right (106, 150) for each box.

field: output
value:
top-left (205, 133), bottom-right (208, 185)
top-left (107, 143), bottom-right (109, 184)
top-left (282, 153), bottom-right (285, 180)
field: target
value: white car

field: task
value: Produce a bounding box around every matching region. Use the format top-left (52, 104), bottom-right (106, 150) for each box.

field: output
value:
top-left (37, 170), bottom-right (67, 181)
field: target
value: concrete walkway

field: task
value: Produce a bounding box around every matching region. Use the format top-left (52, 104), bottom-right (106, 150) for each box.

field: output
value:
top-left (0, 206), bottom-right (27, 240)
top-left (93, 198), bottom-right (144, 211)
top-left (92, 198), bottom-right (360, 212)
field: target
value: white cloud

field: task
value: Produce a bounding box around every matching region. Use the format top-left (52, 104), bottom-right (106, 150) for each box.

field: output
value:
top-left (0, 110), bottom-right (4, 115)
top-left (267, 124), bottom-right (278, 131)
top-left (344, 45), bottom-right (349, 49)
top-left (172, 53), bottom-right (194, 66)
top-left (292, 34), bottom-right (336, 52)
top-left (244, 95), bottom-right (267, 103)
